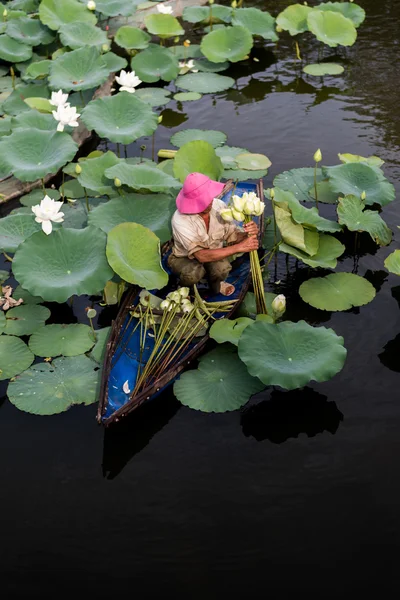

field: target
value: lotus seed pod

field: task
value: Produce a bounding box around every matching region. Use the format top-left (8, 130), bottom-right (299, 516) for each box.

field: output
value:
top-left (114, 178), bottom-right (122, 187)
top-left (75, 164), bottom-right (82, 174)
top-left (314, 148), bottom-right (322, 163)
top-left (87, 308), bottom-right (97, 319)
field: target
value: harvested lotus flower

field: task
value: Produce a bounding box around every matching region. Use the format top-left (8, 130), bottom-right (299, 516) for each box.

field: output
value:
top-left (31, 195), bottom-right (64, 235)
top-left (0, 286), bottom-right (23, 311)
top-left (50, 89), bottom-right (69, 108)
top-left (115, 69), bottom-right (142, 93)
top-left (232, 194), bottom-right (246, 213)
top-left (178, 287), bottom-right (190, 299)
top-left (220, 208), bottom-right (234, 222)
top-left (231, 208), bottom-right (245, 222)
top-left (157, 3), bottom-right (173, 14)
top-left (52, 103), bottom-right (80, 132)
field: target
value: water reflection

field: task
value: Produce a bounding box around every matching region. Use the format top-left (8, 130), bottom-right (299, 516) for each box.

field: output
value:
top-left (241, 387), bottom-right (344, 443)
top-left (159, 108), bottom-right (188, 128)
top-left (379, 334), bottom-right (400, 373)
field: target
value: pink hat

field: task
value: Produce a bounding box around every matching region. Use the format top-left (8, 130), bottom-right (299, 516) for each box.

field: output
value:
top-left (176, 172), bottom-right (225, 214)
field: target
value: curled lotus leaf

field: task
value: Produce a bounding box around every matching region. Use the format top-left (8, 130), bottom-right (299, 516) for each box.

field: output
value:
top-left (105, 162), bottom-right (181, 193)
top-left (59, 22), bottom-right (108, 50)
top-left (338, 153), bottom-right (384, 167)
top-left (81, 92), bottom-right (158, 144)
top-left (299, 273), bottom-right (376, 311)
top-left (49, 46), bottom-right (109, 92)
top-left (135, 87), bottom-right (171, 107)
top-left (114, 25), bottom-right (151, 50)
top-left (173, 92), bottom-right (202, 102)
top-left (3, 304), bottom-right (51, 336)
top-left (131, 44), bottom-right (179, 83)
top-left (323, 162), bottom-right (396, 207)
top-left (82, 0), bottom-right (137, 17)
top-left (279, 234), bottom-right (345, 269)
top-left (144, 14), bottom-right (184, 38)
top-left (337, 194), bottom-right (392, 246)
top-left (176, 72), bottom-right (235, 93)
top-left (39, 0), bottom-right (97, 31)
top-left (315, 2), bottom-right (365, 27)
top-left (0, 335), bottom-right (34, 381)
top-left (231, 7), bottom-right (278, 41)
top-left (29, 323), bottom-right (95, 357)
top-left (276, 4), bottom-right (312, 35)
top-left (235, 153), bottom-right (271, 171)
top-left (274, 202), bottom-right (319, 256)
top-left (191, 58), bottom-right (229, 73)
top-left (24, 59), bottom-right (52, 80)
top-left (13, 227), bottom-right (114, 303)
top-left (170, 128), bottom-right (227, 149)
top-left (307, 10), bottom-right (357, 48)
top-left (77, 151), bottom-right (120, 195)
top-left (384, 250), bottom-right (400, 276)
top-left (269, 187), bottom-right (341, 233)
top-left (7, 16), bottom-right (55, 46)
top-left (210, 317), bottom-right (253, 346)
top-left (88, 326), bottom-right (111, 364)
top-left (0, 34), bottom-right (33, 63)
top-left (173, 141), bottom-right (223, 184)
top-left (303, 62), bottom-right (344, 76)
top-left (200, 26), bottom-right (253, 63)
top-left (1, 82), bottom-right (50, 116)
top-left (182, 5), bottom-right (232, 24)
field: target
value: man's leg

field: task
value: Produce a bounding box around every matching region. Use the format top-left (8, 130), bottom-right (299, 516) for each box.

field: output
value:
top-left (168, 255), bottom-right (206, 287)
top-left (205, 259), bottom-right (232, 295)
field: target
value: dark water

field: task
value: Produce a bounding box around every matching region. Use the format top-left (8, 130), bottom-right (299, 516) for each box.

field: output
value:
top-left (2, 0), bottom-right (400, 596)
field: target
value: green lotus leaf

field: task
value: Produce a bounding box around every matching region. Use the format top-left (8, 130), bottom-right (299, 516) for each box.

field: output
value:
top-left (299, 272), bottom-right (376, 311)
top-left (0, 129), bottom-right (78, 182)
top-left (276, 4), bottom-right (312, 35)
top-left (11, 108), bottom-right (56, 131)
top-left (39, 0), bottom-right (97, 30)
top-left (0, 213), bottom-right (42, 252)
top-left (274, 202), bottom-right (319, 256)
top-left (7, 355), bottom-right (100, 414)
top-left (49, 46), bottom-right (109, 92)
top-left (114, 25), bottom-right (151, 50)
top-left (315, 2), bottom-right (365, 27)
top-left (0, 116), bottom-right (12, 137)
top-left (0, 335), bottom-right (34, 381)
top-left (201, 26), bottom-right (253, 63)
top-left (173, 344), bottom-right (264, 413)
top-left (3, 304), bottom-right (50, 336)
top-left (13, 284), bottom-right (43, 304)
top-left (308, 180), bottom-right (340, 204)
top-left (106, 222), bottom-right (168, 289)
top-left (236, 291), bottom-right (281, 320)
top-left (102, 51), bottom-right (128, 73)
top-left (24, 59), bottom-right (52, 79)
top-left (262, 215), bottom-right (281, 252)
top-left (20, 187), bottom-right (60, 207)
top-left (323, 162), bottom-right (395, 207)
top-left (157, 159), bottom-right (175, 177)
top-left (337, 194), bottom-right (392, 246)
top-left (2, 82), bottom-right (50, 116)
top-left (6, 16), bottom-right (54, 46)
top-left (88, 193), bottom-right (174, 243)
top-left (144, 14), bottom-right (184, 38)
top-left (61, 202), bottom-right (88, 229)
top-left (105, 162), bottom-right (181, 192)
top-left (222, 168), bottom-right (268, 181)
top-left (274, 167), bottom-right (339, 204)
top-left (235, 153), bottom-right (271, 171)
top-left (384, 250), bottom-right (400, 276)
top-left (0, 270), bottom-right (10, 285)
top-left (76, 151), bottom-right (119, 195)
top-left (170, 128), bottom-right (227, 148)
top-left (216, 145), bottom-right (248, 168)
top-left (83, 0), bottom-right (136, 17)
top-left (173, 92), bottom-right (202, 102)
top-left (173, 140), bottom-right (223, 183)
top-left (176, 72), bottom-right (234, 93)
top-left (131, 44), bottom-right (179, 83)
top-left (231, 7), bottom-right (278, 41)
top-left (0, 309), bottom-right (5, 333)
top-left (59, 22), bottom-right (108, 50)
top-left (29, 323), bottom-right (95, 357)
top-left (23, 97), bottom-right (53, 113)
top-left (183, 5), bottom-right (232, 24)
top-left (279, 234), bottom-right (345, 269)
top-left (338, 153), bottom-right (384, 167)
top-left (307, 10), bottom-right (357, 48)
top-left (0, 34), bottom-right (33, 62)
top-left (238, 320), bottom-right (347, 390)
top-left (210, 317), bottom-right (253, 346)
top-left (270, 187), bottom-right (341, 233)
top-left (192, 58), bottom-right (229, 73)
top-left (61, 178), bottom-right (89, 199)
top-left (81, 92), bottom-right (158, 144)
top-left (13, 227), bottom-right (113, 303)
top-left (88, 326), bottom-right (111, 364)
top-left (170, 44), bottom-right (202, 59)
top-left (303, 62), bottom-right (344, 76)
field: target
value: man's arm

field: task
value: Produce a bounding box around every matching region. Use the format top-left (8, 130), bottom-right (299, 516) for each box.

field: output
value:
top-left (193, 236), bottom-right (259, 263)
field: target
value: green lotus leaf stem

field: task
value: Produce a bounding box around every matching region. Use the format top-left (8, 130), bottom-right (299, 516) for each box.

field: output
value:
top-left (116, 142), bottom-right (120, 158)
top-left (10, 66), bottom-right (15, 90)
top-left (3, 252), bottom-right (13, 262)
top-left (314, 164), bottom-right (319, 208)
top-left (295, 40), bottom-right (301, 61)
top-left (41, 178), bottom-right (46, 192)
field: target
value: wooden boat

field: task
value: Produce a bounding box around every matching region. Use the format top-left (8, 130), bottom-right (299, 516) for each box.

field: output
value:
top-left (97, 178), bottom-right (264, 426)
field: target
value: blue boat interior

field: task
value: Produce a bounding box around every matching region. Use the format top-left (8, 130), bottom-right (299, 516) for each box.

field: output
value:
top-left (102, 181), bottom-right (260, 421)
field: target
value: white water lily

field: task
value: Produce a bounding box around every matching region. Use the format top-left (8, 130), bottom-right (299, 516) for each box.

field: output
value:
top-left (232, 194), bottom-right (246, 212)
top-left (115, 69), bottom-right (142, 93)
top-left (157, 3), bottom-right (173, 14)
top-left (52, 103), bottom-right (80, 132)
top-left (50, 89), bottom-right (69, 108)
top-left (122, 380), bottom-right (131, 394)
top-left (271, 294), bottom-right (286, 317)
top-left (87, 1), bottom-right (96, 10)
top-left (31, 195), bottom-right (64, 235)
top-left (220, 208), bottom-right (234, 222)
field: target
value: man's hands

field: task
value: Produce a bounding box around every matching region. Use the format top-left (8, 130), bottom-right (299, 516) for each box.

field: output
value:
top-left (237, 236), bottom-right (259, 252)
top-left (244, 221), bottom-right (259, 236)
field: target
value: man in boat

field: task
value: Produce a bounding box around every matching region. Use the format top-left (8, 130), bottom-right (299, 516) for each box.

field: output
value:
top-left (168, 172), bottom-right (259, 296)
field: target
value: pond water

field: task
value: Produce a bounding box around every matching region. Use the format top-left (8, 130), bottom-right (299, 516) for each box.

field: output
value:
top-left (1, 0), bottom-right (400, 596)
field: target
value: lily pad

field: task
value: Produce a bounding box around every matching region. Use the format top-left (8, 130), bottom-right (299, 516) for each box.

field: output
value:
top-left (7, 355), bottom-right (100, 415)
top-left (338, 153), bottom-right (384, 167)
top-left (105, 162), bottom-right (181, 192)
top-left (0, 213), bottom-right (41, 252)
top-left (173, 140), bottom-right (223, 183)
top-left (144, 14), bottom-right (184, 38)
top-left (0, 335), bottom-right (34, 381)
top-left (83, 0), bottom-right (136, 17)
top-left (102, 51), bottom-right (128, 73)
top-left (173, 345), bottom-right (264, 413)
top-left (323, 162), bottom-right (396, 207)
top-left (24, 59), bottom-right (52, 80)
top-left (170, 128), bottom-right (227, 148)
top-left (176, 72), bottom-right (235, 93)
top-left (279, 234), bottom-right (345, 269)
top-left (81, 92), bottom-right (158, 144)
top-left (315, 2), bottom-right (365, 27)
top-left (276, 4), bottom-right (312, 35)
top-left (49, 46), bottom-right (109, 92)
top-left (77, 151), bottom-right (120, 195)
top-left (131, 44), bottom-right (179, 83)
top-left (303, 62), bottom-right (344, 76)
top-left (59, 22), bottom-right (108, 50)
top-left (222, 168), bottom-right (268, 181)
top-left (238, 320), bottom-right (347, 390)
top-left (173, 92), bottom-right (202, 102)
top-left (210, 317), bottom-right (253, 346)
top-left (7, 16), bottom-right (55, 46)
top-left (201, 26), bottom-right (253, 63)
top-left (29, 323), bottom-right (95, 357)
top-left (39, 0), bottom-right (97, 30)
top-left (13, 284), bottom-right (43, 304)
top-left (170, 44), bottom-right (202, 59)
top-left (216, 145), bottom-right (248, 168)
top-left (0, 270), bottom-right (9, 284)
top-left (115, 25), bottom-right (151, 50)
top-left (231, 7), bottom-right (278, 41)
top-left (299, 272), bottom-right (376, 311)
top-left (20, 187), bottom-right (60, 207)
top-left (0, 129), bottom-right (78, 182)
top-left (192, 58), bottom-right (229, 73)
top-left (106, 222), bottom-right (168, 290)
top-left (270, 187), bottom-right (341, 233)
top-left (1, 82), bottom-right (50, 116)
top-left (384, 250), bottom-right (400, 276)
top-left (235, 153), bottom-right (271, 171)
top-left (337, 194), bottom-right (392, 246)
top-left (0, 34), bottom-right (33, 63)
top-left (182, 5), bottom-right (232, 24)
top-left (11, 108), bottom-right (56, 131)
top-left (307, 9), bottom-right (357, 47)
top-left (274, 167), bottom-right (328, 202)
top-left (13, 227), bottom-right (113, 303)
top-left (3, 304), bottom-right (50, 336)
top-left (88, 326), bottom-right (111, 364)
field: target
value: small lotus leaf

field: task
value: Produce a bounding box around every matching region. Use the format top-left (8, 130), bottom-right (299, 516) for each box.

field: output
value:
top-left (11, 109), bottom-right (56, 131)
top-left (216, 145), bottom-right (248, 168)
top-left (0, 335), bottom-right (34, 381)
top-left (77, 151), bottom-right (120, 195)
top-left (173, 92), bottom-right (202, 102)
top-left (13, 227), bottom-right (113, 303)
top-left (173, 140), bottom-right (223, 183)
top-left (238, 320), bottom-right (347, 390)
top-left (0, 129), bottom-right (78, 182)
top-left (201, 26), bottom-right (253, 63)
top-left (210, 317), bottom-right (253, 346)
top-left (299, 272), bottom-right (376, 311)
top-left (276, 4), bottom-right (312, 35)
top-left (29, 323), bottom-right (95, 357)
top-left (24, 59), bottom-right (52, 79)
top-left (173, 345), bottom-right (264, 413)
top-left (23, 97), bottom-right (53, 113)
top-left (131, 44), bottom-right (179, 83)
top-left (7, 16), bottom-right (54, 46)
top-left (307, 10), bottom-right (357, 47)
top-left (279, 234), bottom-right (345, 269)
top-left (13, 284), bottom-right (43, 304)
top-left (144, 14), bottom-right (184, 38)
top-left (337, 194), bottom-right (392, 246)
top-left (88, 326), bottom-right (111, 364)
top-left (0, 213), bottom-right (41, 252)
top-left (115, 25), bottom-right (151, 50)
top-left (182, 5), bottom-right (232, 24)
top-left (0, 270), bottom-right (9, 284)
top-left (323, 162), bottom-right (395, 207)
top-left (1, 82), bottom-right (50, 116)
top-left (133, 87), bottom-right (171, 108)
top-left (192, 58), bottom-right (229, 73)
top-left (315, 2), bottom-right (365, 27)
top-left (106, 222), bottom-right (168, 290)
top-left (0, 34), bottom-right (33, 63)
top-left (170, 44), bottom-right (202, 59)
top-left (170, 128), bottom-right (227, 148)
top-left (176, 72), bottom-right (234, 93)
top-left (49, 46), bottom-right (108, 92)
top-left (102, 51), bottom-right (128, 73)
top-left (303, 62), bottom-right (344, 76)
top-left (338, 153), bottom-right (384, 167)
top-left (20, 187), bottom-right (60, 207)
top-left (105, 162), bottom-right (181, 192)
top-left (270, 187), bottom-right (341, 233)
top-left (7, 355), bottom-right (100, 415)
top-left (222, 168), bottom-right (268, 181)
top-left (274, 202), bottom-right (319, 256)
top-left (231, 7), bottom-right (278, 41)
top-left (235, 153), bottom-right (271, 171)
top-left (85, 0), bottom-right (137, 17)
top-left (384, 250), bottom-right (400, 276)
top-left (4, 304), bottom-right (50, 336)
top-left (59, 22), bottom-right (108, 50)
top-left (39, 0), bottom-right (97, 30)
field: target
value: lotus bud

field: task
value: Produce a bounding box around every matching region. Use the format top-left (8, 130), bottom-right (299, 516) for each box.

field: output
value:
top-left (253, 200), bottom-right (265, 217)
top-left (3, 8), bottom-right (7, 17)
top-left (360, 190), bottom-right (366, 200)
top-left (158, 115), bottom-right (163, 124)
top-left (271, 294), bottom-right (286, 318)
top-left (243, 198), bottom-right (256, 215)
top-left (269, 188), bottom-right (275, 199)
top-left (231, 208), bottom-right (245, 222)
top-left (160, 299), bottom-right (171, 311)
top-left (87, 1), bottom-right (96, 10)
top-left (220, 208), bottom-right (234, 222)
top-left (231, 0), bottom-right (237, 7)
top-left (114, 178), bottom-right (122, 187)
top-left (313, 148), bottom-right (322, 163)
top-left (183, 39), bottom-right (191, 48)
top-left (178, 287), bottom-right (190, 299)
top-left (304, 1), bottom-right (308, 5)
top-left (75, 164), bottom-right (82, 174)
top-left (232, 194), bottom-right (246, 212)
top-left (168, 291), bottom-right (181, 304)
top-left (101, 44), bottom-right (110, 53)
top-left (174, 36), bottom-right (180, 44)
top-left (276, 25), bottom-right (283, 33)
top-left (86, 307), bottom-right (97, 319)
top-left (209, 0), bottom-right (214, 4)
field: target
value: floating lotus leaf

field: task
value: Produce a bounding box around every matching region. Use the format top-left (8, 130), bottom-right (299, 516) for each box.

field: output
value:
top-left (173, 92), bottom-right (202, 102)
top-left (299, 273), bottom-right (376, 311)
top-left (307, 10), bottom-right (357, 47)
top-left (176, 72), bottom-right (234, 93)
top-left (0, 116), bottom-right (12, 137)
top-left (0, 34), bottom-right (33, 62)
top-left (238, 320), bottom-right (347, 390)
top-left (279, 234), bottom-right (345, 269)
top-left (131, 44), bottom-right (179, 83)
top-left (115, 25), bottom-right (151, 50)
top-left (222, 168), bottom-right (268, 181)
top-left (11, 109), bottom-right (56, 131)
top-left (308, 180), bottom-right (339, 204)
top-left (88, 326), bottom-right (111, 364)
top-left (59, 22), bottom-right (108, 50)
top-left (0, 335), bottom-right (34, 381)
top-left (274, 167), bottom-right (328, 202)
top-left (236, 291), bottom-right (281, 320)
top-left (77, 151), bottom-right (120, 195)
top-left (61, 202), bottom-right (88, 229)
top-left (303, 62), bottom-right (344, 76)
top-left (170, 128), bottom-right (227, 148)
top-left (20, 187), bottom-right (60, 207)
top-left (105, 162), bottom-right (181, 193)
top-left (192, 58), bottom-right (229, 73)
top-left (39, 0), bottom-right (97, 30)
top-left (315, 2), bottom-right (365, 27)
top-left (170, 44), bottom-right (202, 59)
top-left (23, 97), bottom-right (53, 113)
top-left (61, 178), bottom-right (89, 199)
top-left (0, 213), bottom-right (41, 252)
top-left (337, 194), bottom-right (392, 246)
top-left (173, 140), bottom-right (223, 183)
top-left (210, 317), bottom-right (253, 346)
top-left (201, 26), bottom-right (253, 63)
top-left (49, 46), bottom-right (109, 92)
top-left (106, 222), bottom-right (168, 289)
top-left (13, 227), bottom-right (113, 303)
top-left (270, 187), bottom-right (341, 233)
top-left (144, 14), bottom-right (184, 38)
top-left (13, 284), bottom-right (43, 304)
top-left (231, 7), bottom-right (278, 41)
top-left (2, 82), bottom-right (49, 115)
top-left (235, 153), bottom-right (271, 171)
top-left (84, 0), bottom-right (137, 17)
top-left (173, 345), bottom-right (264, 413)
top-left (182, 5), bottom-right (232, 24)
top-left (216, 145), bottom-right (248, 168)
top-left (7, 16), bottom-right (54, 46)
top-left (7, 355), bottom-right (100, 415)
top-left (29, 323), bottom-right (95, 357)
top-left (24, 59), bottom-right (52, 79)
top-left (3, 304), bottom-right (50, 336)
top-left (323, 163), bottom-right (395, 207)
top-left (384, 250), bottom-right (400, 276)
top-left (276, 4), bottom-right (312, 35)
top-left (274, 202), bottom-right (319, 256)
top-left (338, 153), bottom-right (384, 167)
top-left (101, 52), bottom-right (128, 73)
top-left (0, 129), bottom-right (78, 182)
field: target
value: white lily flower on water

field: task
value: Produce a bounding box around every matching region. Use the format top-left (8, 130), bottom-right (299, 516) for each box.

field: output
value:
top-left (115, 69), bottom-right (142, 93)
top-left (31, 195), bottom-right (64, 235)
top-left (157, 3), bottom-right (173, 14)
top-left (52, 104), bottom-right (80, 132)
top-left (179, 59), bottom-right (199, 74)
top-left (50, 89), bottom-right (69, 108)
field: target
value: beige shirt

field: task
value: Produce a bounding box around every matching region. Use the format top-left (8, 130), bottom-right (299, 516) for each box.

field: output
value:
top-left (171, 199), bottom-right (240, 259)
